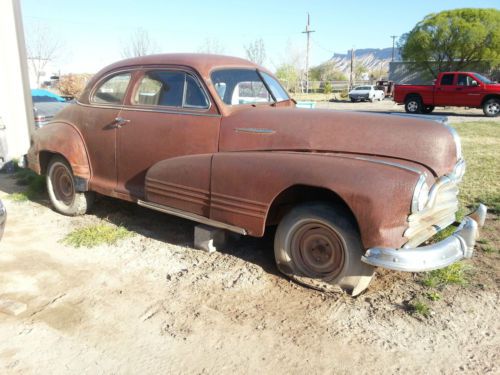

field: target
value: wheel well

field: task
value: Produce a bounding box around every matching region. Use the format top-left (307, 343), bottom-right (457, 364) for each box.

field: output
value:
top-left (266, 185), bottom-right (358, 229)
top-left (481, 94), bottom-right (500, 106)
top-left (404, 93), bottom-right (422, 103)
top-left (38, 151), bottom-right (62, 174)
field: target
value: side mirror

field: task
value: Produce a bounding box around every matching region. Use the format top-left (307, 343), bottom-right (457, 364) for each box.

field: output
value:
top-left (471, 80), bottom-right (478, 87)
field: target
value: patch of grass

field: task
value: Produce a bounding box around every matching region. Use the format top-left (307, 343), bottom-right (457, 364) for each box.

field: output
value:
top-left (422, 262), bottom-right (472, 288)
top-left (409, 300), bottom-right (431, 318)
top-left (451, 122), bottom-right (500, 214)
top-left (426, 291), bottom-right (441, 301)
top-left (7, 192), bottom-right (30, 202)
top-left (482, 245), bottom-right (496, 254)
top-left (7, 168), bottom-right (46, 201)
top-left (63, 224), bottom-right (132, 248)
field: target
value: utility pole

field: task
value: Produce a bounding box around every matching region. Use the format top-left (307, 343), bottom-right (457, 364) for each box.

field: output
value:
top-left (390, 35), bottom-right (398, 62)
top-left (302, 13), bottom-right (315, 94)
top-left (349, 47), bottom-right (355, 90)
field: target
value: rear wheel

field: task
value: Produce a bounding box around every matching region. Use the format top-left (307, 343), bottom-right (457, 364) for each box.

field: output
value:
top-left (274, 202), bottom-right (374, 296)
top-left (46, 156), bottom-right (94, 216)
top-left (483, 98), bottom-right (500, 117)
top-left (404, 95), bottom-right (422, 114)
top-left (422, 105), bottom-right (435, 114)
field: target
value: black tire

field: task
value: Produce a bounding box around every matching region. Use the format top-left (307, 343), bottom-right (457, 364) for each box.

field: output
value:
top-left (46, 156), bottom-right (94, 216)
top-left (483, 98), bottom-right (500, 117)
top-left (350, 98), bottom-right (356, 102)
top-left (404, 95), bottom-right (423, 114)
top-left (422, 105), bottom-right (435, 114)
top-left (274, 202), bottom-right (374, 296)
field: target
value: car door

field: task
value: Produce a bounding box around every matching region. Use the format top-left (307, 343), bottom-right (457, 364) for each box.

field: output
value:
top-left (78, 71), bottom-right (133, 195)
top-left (434, 73), bottom-right (456, 106)
top-left (116, 67), bottom-right (220, 200)
top-left (454, 73), bottom-right (483, 107)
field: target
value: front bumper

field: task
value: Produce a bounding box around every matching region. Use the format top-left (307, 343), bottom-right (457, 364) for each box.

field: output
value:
top-left (361, 204), bottom-right (487, 272)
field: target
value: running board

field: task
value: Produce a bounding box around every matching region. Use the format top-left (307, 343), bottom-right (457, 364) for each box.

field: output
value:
top-left (137, 200), bottom-right (248, 235)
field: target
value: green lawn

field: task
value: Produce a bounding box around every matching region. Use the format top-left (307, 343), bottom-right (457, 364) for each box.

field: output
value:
top-left (452, 121), bottom-right (500, 214)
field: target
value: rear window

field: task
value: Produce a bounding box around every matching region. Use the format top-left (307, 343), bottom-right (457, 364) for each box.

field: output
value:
top-left (92, 73), bottom-right (131, 104)
top-left (440, 74), bottom-right (455, 86)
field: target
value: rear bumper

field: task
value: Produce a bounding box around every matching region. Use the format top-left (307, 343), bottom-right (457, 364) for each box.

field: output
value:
top-left (361, 204), bottom-right (487, 272)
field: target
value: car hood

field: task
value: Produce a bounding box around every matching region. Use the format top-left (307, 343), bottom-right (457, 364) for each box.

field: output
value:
top-left (219, 107), bottom-right (458, 177)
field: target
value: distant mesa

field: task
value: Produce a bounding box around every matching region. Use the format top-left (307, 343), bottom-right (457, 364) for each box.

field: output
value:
top-left (325, 47), bottom-right (402, 76)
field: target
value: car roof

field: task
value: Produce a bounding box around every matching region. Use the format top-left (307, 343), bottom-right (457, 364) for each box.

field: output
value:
top-left (96, 53), bottom-right (262, 78)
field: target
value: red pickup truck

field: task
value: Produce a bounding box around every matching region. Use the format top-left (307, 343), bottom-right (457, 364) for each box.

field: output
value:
top-left (394, 72), bottom-right (500, 117)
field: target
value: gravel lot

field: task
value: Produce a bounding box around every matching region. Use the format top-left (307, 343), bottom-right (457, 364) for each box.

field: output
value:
top-left (0, 106), bottom-right (498, 374)
top-left (315, 99), bottom-right (500, 123)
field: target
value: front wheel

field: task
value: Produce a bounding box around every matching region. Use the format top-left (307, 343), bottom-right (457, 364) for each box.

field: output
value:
top-left (46, 156), bottom-right (94, 216)
top-left (274, 203), bottom-right (374, 296)
top-left (483, 98), bottom-right (500, 117)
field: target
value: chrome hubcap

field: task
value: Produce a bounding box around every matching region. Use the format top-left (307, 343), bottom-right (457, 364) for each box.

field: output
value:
top-left (407, 101), bottom-right (418, 112)
top-left (486, 102), bottom-right (500, 115)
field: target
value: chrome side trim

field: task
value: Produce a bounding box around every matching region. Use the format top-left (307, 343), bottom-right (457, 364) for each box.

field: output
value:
top-left (234, 128), bottom-right (276, 134)
top-left (352, 156), bottom-right (423, 175)
top-left (137, 200), bottom-right (247, 235)
top-left (362, 205), bottom-right (487, 272)
top-left (443, 124), bottom-right (462, 160)
top-left (411, 174), bottom-right (428, 213)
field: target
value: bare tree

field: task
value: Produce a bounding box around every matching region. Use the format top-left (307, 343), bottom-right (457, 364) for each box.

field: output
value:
top-left (26, 24), bottom-right (62, 88)
top-left (244, 38), bottom-right (266, 65)
top-left (197, 38), bottom-right (225, 54)
top-left (121, 28), bottom-right (158, 58)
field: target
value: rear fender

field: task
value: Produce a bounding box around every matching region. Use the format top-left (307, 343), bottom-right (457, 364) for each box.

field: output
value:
top-left (28, 122), bottom-right (91, 179)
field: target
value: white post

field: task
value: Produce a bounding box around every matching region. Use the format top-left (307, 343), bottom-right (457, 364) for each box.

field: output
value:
top-left (0, 0), bottom-right (34, 164)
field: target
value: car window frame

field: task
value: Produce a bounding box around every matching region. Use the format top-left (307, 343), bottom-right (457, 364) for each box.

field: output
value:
top-left (440, 73), bottom-right (455, 86)
top-left (129, 67), bottom-right (212, 112)
top-left (89, 70), bottom-right (134, 107)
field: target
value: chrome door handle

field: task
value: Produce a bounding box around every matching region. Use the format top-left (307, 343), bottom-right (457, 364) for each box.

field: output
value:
top-left (113, 117), bottom-right (130, 128)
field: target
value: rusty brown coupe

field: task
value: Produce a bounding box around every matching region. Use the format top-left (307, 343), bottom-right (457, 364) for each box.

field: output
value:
top-left (27, 54), bottom-right (486, 295)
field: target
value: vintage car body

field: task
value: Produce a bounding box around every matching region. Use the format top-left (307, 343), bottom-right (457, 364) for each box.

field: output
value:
top-left (27, 54), bottom-right (487, 295)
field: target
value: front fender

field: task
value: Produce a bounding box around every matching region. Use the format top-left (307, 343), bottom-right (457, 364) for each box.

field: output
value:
top-left (211, 152), bottom-right (423, 249)
top-left (27, 122), bottom-right (91, 179)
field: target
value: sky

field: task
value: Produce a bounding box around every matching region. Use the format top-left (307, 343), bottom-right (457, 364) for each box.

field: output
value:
top-left (21, 0), bottom-right (500, 74)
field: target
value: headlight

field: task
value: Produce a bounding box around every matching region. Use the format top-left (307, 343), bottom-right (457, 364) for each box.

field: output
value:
top-left (411, 175), bottom-right (430, 212)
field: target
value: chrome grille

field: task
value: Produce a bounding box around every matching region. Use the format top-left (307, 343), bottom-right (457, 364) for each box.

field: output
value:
top-left (404, 176), bottom-right (459, 248)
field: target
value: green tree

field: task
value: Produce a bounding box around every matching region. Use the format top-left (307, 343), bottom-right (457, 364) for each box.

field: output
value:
top-left (400, 8), bottom-right (500, 77)
top-left (309, 61), bottom-right (347, 81)
top-left (275, 64), bottom-right (300, 93)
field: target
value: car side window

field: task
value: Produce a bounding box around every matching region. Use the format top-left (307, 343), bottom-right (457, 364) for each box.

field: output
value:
top-left (457, 74), bottom-right (473, 86)
top-left (92, 73), bottom-right (131, 104)
top-left (134, 70), bottom-right (209, 109)
top-left (440, 74), bottom-right (455, 86)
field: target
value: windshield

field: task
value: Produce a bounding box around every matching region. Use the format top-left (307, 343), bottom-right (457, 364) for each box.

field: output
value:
top-left (473, 73), bottom-right (494, 84)
top-left (355, 86), bottom-right (371, 91)
top-left (211, 69), bottom-right (288, 105)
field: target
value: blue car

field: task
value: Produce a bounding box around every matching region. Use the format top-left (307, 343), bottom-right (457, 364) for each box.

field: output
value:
top-left (31, 89), bottom-right (68, 128)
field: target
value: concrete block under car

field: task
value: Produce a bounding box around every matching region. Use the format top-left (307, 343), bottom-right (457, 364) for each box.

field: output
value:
top-left (194, 224), bottom-right (226, 253)
top-left (0, 299), bottom-right (27, 316)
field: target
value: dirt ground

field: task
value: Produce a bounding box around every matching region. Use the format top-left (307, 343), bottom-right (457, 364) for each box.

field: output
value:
top-left (1, 107), bottom-right (499, 374)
